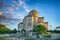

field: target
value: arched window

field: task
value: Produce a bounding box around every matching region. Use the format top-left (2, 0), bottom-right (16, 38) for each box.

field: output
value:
top-left (27, 22), bottom-right (31, 27)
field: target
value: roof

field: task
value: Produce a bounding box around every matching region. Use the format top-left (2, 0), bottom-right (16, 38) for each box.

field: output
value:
top-left (38, 17), bottom-right (44, 19)
top-left (18, 22), bottom-right (23, 26)
top-left (19, 22), bottom-right (23, 24)
top-left (29, 10), bottom-right (38, 14)
top-left (24, 15), bottom-right (32, 18)
top-left (30, 10), bottom-right (37, 12)
top-left (44, 22), bottom-right (48, 23)
top-left (26, 15), bottom-right (32, 17)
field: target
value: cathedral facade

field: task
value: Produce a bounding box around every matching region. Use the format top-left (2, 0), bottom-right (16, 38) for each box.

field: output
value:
top-left (18, 10), bottom-right (48, 31)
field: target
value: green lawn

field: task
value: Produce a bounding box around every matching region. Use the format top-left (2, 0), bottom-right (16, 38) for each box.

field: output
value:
top-left (0, 37), bottom-right (5, 40)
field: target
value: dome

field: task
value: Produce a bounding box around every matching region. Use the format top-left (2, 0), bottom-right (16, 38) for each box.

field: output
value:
top-left (29, 10), bottom-right (38, 17)
top-left (29, 10), bottom-right (38, 14)
top-left (29, 10), bottom-right (38, 12)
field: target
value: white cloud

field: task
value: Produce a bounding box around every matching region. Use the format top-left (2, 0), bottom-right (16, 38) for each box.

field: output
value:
top-left (18, 0), bottom-right (30, 13)
top-left (23, 5), bottom-right (29, 13)
top-left (5, 0), bottom-right (30, 13)
top-left (0, 11), bottom-right (2, 15)
top-left (18, 0), bottom-right (24, 6)
top-left (12, 13), bottom-right (24, 19)
top-left (0, 22), bottom-right (10, 26)
top-left (8, 7), bottom-right (14, 12)
top-left (14, 0), bottom-right (29, 13)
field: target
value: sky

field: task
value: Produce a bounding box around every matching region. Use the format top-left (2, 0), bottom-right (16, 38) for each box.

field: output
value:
top-left (0, 0), bottom-right (60, 30)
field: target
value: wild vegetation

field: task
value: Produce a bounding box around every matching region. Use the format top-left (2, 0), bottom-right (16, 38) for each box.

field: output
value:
top-left (47, 30), bottom-right (60, 33)
top-left (0, 24), bottom-right (17, 34)
top-left (33, 25), bottom-right (47, 34)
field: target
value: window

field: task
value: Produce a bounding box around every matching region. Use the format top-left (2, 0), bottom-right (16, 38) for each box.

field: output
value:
top-left (28, 22), bottom-right (31, 27)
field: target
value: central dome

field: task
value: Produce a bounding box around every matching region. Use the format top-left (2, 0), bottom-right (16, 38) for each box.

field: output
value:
top-left (29, 10), bottom-right (38, 14)
top-left (29, 10), bottom-right (38, 12)
top-left (29, 10), bottom-right (38, 17)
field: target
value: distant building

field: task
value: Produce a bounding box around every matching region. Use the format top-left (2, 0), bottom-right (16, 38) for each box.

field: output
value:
top-left (18, 10), bottom-right (48, 31)
top-left (55, 26), bottom-right (60, 30)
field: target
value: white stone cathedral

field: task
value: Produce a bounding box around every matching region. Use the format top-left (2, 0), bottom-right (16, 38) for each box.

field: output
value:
top-left (18, 10), bottom-right (48, 31)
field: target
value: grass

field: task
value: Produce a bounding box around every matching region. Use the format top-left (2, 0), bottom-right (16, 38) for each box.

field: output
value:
top-left (0, 37), bottom-right (5, 40)
top-left (42, 34), bottom-right (51, 38)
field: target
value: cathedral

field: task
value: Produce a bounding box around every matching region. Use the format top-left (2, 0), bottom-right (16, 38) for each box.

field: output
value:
top-left (18, 10), bottom-right (48, 31)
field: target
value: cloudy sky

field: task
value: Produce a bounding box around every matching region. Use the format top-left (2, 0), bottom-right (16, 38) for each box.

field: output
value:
top-left (0, 0), bottom-right (60, 30)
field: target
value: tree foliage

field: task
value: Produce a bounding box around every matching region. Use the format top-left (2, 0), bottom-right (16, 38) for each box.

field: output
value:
top-left (12, 28), bottom-right (17, 33)
top-left (33, 25), bottom-right (46, 34)
top-left (0, 24), bottom-right (9, 34)
top-left (47, 30), bottom-right (60, 33)
top-left (0, 24), bottom-right (17, 34)
top-left (21, 29), bottom-right (26, 32)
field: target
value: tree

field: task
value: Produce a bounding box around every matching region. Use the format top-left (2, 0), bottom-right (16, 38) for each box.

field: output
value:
top-left (12, 28), bottom-right (17, 33)
top-left (0, 24), bottom-right (17, 34)
top-left (21, 29), bottom-right (26, 32)
top-left (0, 24), bottom-right (10, 34)
top-left (33, 25), bottom-right (46, 34)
